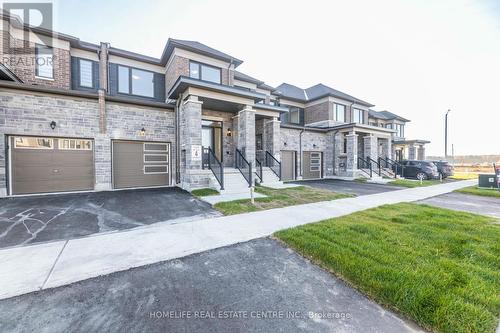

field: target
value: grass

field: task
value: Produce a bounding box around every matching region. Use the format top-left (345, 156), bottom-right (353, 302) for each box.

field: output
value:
top-left (388, 179), bottom-right (442, 188)
top-left (449, 172), bottom-right (479, 180)
top-left (455, 186), bottom-right (500, 198)
top-left (213, 186), bottom-right (353, 215)
top-left (191, 188), bottom-right (219, 197)
top-left (275, 203), bottom-right (500, 333)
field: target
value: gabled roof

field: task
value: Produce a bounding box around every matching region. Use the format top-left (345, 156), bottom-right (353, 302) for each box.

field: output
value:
top-left (161, 38), bottom-right (243, 66)
top-left (274, 82), bottom-right (374, 107)
top-left (234, 71), bottom-right (275, 91)
top-left (0, 63), bottom-right (22, 83)
top-left (369, 110), bottom-right (410, 122)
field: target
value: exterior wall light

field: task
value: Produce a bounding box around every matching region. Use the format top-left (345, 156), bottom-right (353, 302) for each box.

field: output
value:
top-left (140, 127), bottom-right (146, 136)
top-left (226, 128), bottom-right (232, 137)
top-left (284, 142), bottom-right (287, 147)
top-left (50, 121), bottom-right (56, 130)
top-left (313, 144), bottom-right (317, 149)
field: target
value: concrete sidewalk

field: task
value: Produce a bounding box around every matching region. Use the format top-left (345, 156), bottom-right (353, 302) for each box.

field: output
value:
top-left (0, 179), bottom-right (475, 300)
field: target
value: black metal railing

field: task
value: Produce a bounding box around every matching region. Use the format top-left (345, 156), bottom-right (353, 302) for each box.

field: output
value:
top-left (235, 148), bottom-right (252, 187)
top-left (265, 151), bottom-right (281, 180)
top-left (255, 158), bottom-right (263, 183)
top-left (366, 156), bottom-right (381, 176)
top-left (386, 157), bottom-right (405, 177)
top-left (202, 147), bottom-right (224, 190)
top-left (378, 157), bottom-right (398, 179)
top-left (358, 156), bottom-right (372, 178)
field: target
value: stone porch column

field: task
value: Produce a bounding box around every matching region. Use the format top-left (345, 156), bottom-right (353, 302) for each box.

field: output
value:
top-left (380, 137), bottom-right (392, 160)
top-left (346, 131), bottom-right (358, 177)
top-left (264, 118), bottom-right (280, 160)
top-left (179, 95), bottom-right (203, 190)
top-left (363, 134), bottom-right (378, 161)
top-left (417, 145), bottom-right (426, 160)
top-left (408, 144), bottom-right (417, 160)
top-left (237, 106), bottom-right (256, 163)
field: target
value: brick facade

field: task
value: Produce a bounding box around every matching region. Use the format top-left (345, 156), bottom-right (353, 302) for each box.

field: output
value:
top-left (304, 101), bottom-right (329, 125)
top-left (165, 55), bottom-right (189, 94)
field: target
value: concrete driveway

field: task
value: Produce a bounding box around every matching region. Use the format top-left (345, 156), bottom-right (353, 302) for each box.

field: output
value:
top-left (0, 238), bottom-right (423, 333)
top-left (418, 192), bottom-right (500, 218)
top-left (0, 187), bottom-right (220, 249)
top-left (293, 179), bottom-right (404, 196)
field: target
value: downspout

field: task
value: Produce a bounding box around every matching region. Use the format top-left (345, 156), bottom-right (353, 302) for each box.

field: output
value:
top-left (227, 58), bottom-right (233, 86)
top-left (299, 127), bottom-right (305, 179)
top-left (175, 93), bottom-right (184, 184)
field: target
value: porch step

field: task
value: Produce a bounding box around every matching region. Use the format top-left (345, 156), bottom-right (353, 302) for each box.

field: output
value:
top-left (220, 168), bottom-right (252, 194)
top-left (258, 167), bottom-right (283, 187)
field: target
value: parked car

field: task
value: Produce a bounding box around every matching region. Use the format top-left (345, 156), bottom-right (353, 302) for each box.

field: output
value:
top-left (431, 161), bottom-right (454, 179)
top-left (400, 160), bottom-right (440, 180)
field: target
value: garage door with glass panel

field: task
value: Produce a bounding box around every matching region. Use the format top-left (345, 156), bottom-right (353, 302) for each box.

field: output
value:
top-left (10, 136), bottom-right (94, 195)
top-left (112, 141), bottom-right (170, 189)
top-left (303, 151), bottom-right (322, 179)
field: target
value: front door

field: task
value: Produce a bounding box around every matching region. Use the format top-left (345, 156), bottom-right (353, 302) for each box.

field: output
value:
top-left (202, 120), bottom-right (223, 168)
top-left (281, 150), bottom-right (296, 181)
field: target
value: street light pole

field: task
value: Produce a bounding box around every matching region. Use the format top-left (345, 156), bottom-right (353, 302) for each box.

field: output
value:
top-left (445, 109), bottom-right (450, 158)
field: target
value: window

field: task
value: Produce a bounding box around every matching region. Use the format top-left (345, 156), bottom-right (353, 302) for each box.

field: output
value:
top-left (256, 134), bottom-right (263, 150)
top-left (144, 142), bottom-right (169, 152)
top-left (118, 66), bottom-right (129, 93)
top-left (79, 59), bottom-right (93, 88)
top-left (35, 44), bottom-right (53, 79)
top-left (143, 142), bottom-right (169, 175)
top-left (290, 107), bottom-right (300, 123)
top-left (144, 165), bottom-right (168, 174)
top-left (310, 152), bottom-right (321, 172)
top-left (394, 124), bottom-right (404, 137)
top-left (385, 123), bottom-right (393, 129)
top-left (60, 139), bottom-right (92, 150)
top-left (118, 66), bottom-right (155, 97)
top-left (334, 104), bottom-right (345, 122)
top-left (189, 61), bottom-right (221, 84)
top-left (14, 137), bottom-right (53, 149)
top-left (352, 108), bottom-right (364, 123)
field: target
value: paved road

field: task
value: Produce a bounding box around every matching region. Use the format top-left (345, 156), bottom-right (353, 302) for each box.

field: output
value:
top-left (0, 187), bottom-right (220, 249)
top-left (418, 192), bottom-right (500, 218)
top-left (0, 238), bottom-right (423, 333)
top-left (292, 179), bottom-right (404, 196)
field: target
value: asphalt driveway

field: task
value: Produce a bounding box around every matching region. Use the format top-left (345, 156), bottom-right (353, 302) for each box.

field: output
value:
top-left (0, 187), bottom-right (220, 249)
top-left (0, 238), bottom-right (423, 333)
top-left (418, 192), bottom-right (500, 218)
top-left (292, 179), bottom-right (404, 196)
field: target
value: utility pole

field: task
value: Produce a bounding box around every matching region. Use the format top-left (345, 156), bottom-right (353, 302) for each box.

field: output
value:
top-left (445, 109), bottom-right (450, 159)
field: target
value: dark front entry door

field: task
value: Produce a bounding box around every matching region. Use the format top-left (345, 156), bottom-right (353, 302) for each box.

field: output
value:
top-left (202, 120), bottom-right (223, 168)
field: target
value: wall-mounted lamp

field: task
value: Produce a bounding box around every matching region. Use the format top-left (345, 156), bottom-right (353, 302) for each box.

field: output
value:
top-left (226, 128), bottom-right (232, 137)
top-left (50, 121), bottom-right (56, 130)
top-left (140, 127), bottom-right (146, 136)
top-left (313, 144), bottom-right (317, 149)
top-left (284, 142), bottom-right (287, 147)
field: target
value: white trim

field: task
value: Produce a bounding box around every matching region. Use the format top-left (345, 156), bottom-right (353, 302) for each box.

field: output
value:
top-left (143, 153), bottom-right (169, 164)
top-left (144, 165), bottom-right (169, 175)
top-left (34, 76), bottom-right (55, 81)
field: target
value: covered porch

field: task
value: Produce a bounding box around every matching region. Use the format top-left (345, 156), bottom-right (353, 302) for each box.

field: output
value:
top-left (393, 139), bottom-right (430, 162)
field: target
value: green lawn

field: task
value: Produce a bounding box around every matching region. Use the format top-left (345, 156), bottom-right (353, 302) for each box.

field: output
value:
top-left (388, 179), bottom-right (442, 188)
top-left (275, 203), bottom-right (500, 333)
top-left (214, 186), bottom-right (352, 215)
top-left (455, 186), bottom-right (500, 198)
top-left (191, 188), bottom-right (219, 197)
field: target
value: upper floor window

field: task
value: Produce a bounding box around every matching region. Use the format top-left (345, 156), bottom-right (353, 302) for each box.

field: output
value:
top-left (118, 65), bottom-right (154, 98)
top-left (35, 44), bottom-right (53, 79)
top-left (289, 107), bottom-right (301, 124)
top-left (385, 123), bottom-right (393, 129)
top-left (189, 61), bottom-right (221, 84)
top-left (334, 103), bottom-right (345, 122)
top-left (395, 124), bottom-right (404, 137)
top-left (79, 59), bottom-right (93, 88)
top-left (279, 106), bottom-right (303, 125)
top-left (352, 108), bottom-right (364, 123)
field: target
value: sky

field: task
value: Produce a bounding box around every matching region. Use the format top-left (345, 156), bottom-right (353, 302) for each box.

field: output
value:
top-left (13, 0), bottom-right (500, 156)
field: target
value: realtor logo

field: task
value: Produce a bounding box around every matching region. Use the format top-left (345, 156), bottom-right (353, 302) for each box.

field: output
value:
top-left (2, 2), bottom-right (54, 54)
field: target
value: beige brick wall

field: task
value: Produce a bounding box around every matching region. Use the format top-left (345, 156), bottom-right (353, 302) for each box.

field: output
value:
top-left (165, 55), bottom-right (189, 94)
top-left (305, 101), bottom-right (330, 124)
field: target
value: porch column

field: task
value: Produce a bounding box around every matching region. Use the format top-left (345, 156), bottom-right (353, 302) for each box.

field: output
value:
top-left (264, 118), bottom-right (280, 160)
top-left (380, 137), bottom-right (392, 160)
top-left (417, 145), bottom-right (426, 160)
top-left (363, 134), bottom-right (378, 161)
top-left (179, 95), bottom-right (203, 190)
top-left (408, 143), bottom-right (417, 160)
top-left (237, 106), bottom-right (256, 163)
top-left (346, 131), bottom-right (358, 177)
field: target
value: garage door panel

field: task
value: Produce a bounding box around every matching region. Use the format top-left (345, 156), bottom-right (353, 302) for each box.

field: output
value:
top-left (113, 141), bottom-right (170, 189)
top-left (281, 151), bottom-right (295, 181)
top-left (11, 136), bottom-right (94, 195)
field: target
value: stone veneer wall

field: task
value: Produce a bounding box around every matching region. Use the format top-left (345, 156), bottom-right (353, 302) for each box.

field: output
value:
top-left (0, 90), bottom-right (175, 196)
top-left (280, 127), bottom-right (329, 179)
